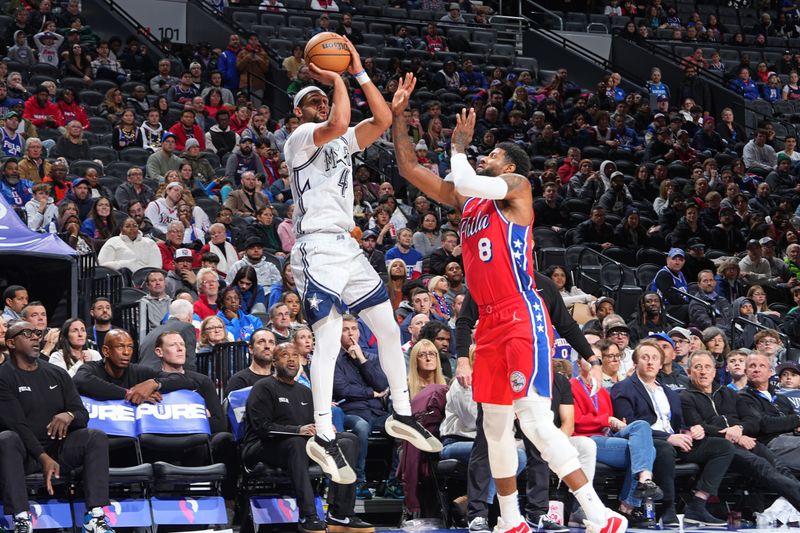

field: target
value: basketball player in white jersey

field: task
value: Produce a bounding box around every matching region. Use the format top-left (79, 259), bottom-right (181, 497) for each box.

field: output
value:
top-left (284, 40), bottom-right (441, 483)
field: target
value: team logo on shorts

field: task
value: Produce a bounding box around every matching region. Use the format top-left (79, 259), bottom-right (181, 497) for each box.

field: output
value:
top-left (510, 371), bottom-right (526, 393)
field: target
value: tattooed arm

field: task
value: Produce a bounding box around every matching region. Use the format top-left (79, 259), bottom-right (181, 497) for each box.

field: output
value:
top-left (391, 73), bottom-right (466, 209)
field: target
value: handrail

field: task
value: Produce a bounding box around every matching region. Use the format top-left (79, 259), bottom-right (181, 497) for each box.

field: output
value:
top-left (732, 315), bottom-right (790, 349)
top-left (520, 0), bottom-right (563, 31)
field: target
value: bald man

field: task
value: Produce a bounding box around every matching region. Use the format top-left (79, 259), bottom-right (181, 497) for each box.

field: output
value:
top-left (0, 321), bottom-right (115, 533)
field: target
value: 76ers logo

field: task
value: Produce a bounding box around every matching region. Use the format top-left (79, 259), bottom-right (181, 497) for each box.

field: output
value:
top-left (510, 371), bottom-right (526, 393)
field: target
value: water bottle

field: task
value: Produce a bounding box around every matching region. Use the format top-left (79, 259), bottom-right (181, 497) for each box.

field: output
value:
top-left (643, 497), bottom-right (655, 523)
top-left (48, 221), bottom-right (56, 234)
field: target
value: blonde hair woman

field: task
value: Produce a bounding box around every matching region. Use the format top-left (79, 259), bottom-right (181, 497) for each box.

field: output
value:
top-left (408, 339), bottom-right (446, 399)
top-left (197, 315), bottom-right (232, 353)
top-left (427, 275), bottom-right (451, 320)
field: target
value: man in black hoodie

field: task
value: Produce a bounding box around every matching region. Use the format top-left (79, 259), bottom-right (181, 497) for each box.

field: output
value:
top-left (681, 350), bottom-right (800, 507)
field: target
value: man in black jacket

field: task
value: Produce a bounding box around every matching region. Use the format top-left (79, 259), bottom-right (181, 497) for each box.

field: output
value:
top-left (574, 206), bottom-right (614, 250)
top-left (680, 350), bottom-right (800, 509)
top-left (737, 351), bottom-right (800, 449)
top-left (241, 343), bottom-right (372, 533)
top-left (428, 230), bottom-right (462, 275)
top-left (0, 321), bottom-right (115, 533)
top-left (455, 273), bottom-right (597, 531)
top-left (359, 230), bottom-right (386, 276)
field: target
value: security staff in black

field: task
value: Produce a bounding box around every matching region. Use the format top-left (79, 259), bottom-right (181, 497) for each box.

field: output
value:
top-left (0, 321), bottom-right (115, 533)
top-left (241, 342), bottom-right (374, 533)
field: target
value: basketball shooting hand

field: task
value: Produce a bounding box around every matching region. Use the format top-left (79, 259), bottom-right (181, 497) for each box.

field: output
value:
top-left (391, 73), bottom-right (417, 117)
top-left (341, 36), bottom-right (364, 76)
top-left (308, 63), bottom-right (340, 86)
top-left (451, 108), bottom-right (476, 154)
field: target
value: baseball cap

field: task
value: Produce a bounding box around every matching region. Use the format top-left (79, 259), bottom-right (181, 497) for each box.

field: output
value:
top-left (174, 248), bottom-right (193, 261)
top-left (244, 236), bottom-right (264, 249)
top-left (449, 2), bottom-right (460, 9)
top-left (605, 322), bottom-right (630, 335)
top-left (668, 326), bottom-right (692, 342)
top-left (595, 296), bottom-right (615, 308)
top-left (667, 248), bottom-right (685, 258)
top-left (776, 360), bottom-right (800, 377)
top-left (759, 236), bottom-right (775, 247)
top-left (71, 177), bottom-right (89, 188)
top-left (687, 237), bottom-right (705, 250)
top-left (165, 181), bottom-right (183, 192)
top-left (747, 239), bottom-right (761, 249)
top-left (240, 130), bottom-right (254, 143)
top-left (4, 110), bottom-right (19, 120)
top-left (361, 230), bottom-right (378, 240)
top-left (657, 95), bottom-right (669, 102)
top-left (653, 113), bottom-right (666, 120)
top-left (161, 131), bottom-right (177, 142)
top-left (648, 332), bottom-right (675, 348)
top-left (293, 86), bottom-right (326, 109)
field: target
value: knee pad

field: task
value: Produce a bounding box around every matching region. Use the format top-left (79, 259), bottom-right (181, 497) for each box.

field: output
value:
top-left (481, 403), bottom-right (518, 479)
top-left (514, 397), bottom-right (581, 479)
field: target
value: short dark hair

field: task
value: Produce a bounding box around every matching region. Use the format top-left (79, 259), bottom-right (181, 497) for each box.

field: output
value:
top-left (92, 297), bottom-right (111, 308)
top-left (495, 141), bottom-right (531, 176)
top-left (3, 284), bottom-right (26, 304)
top-left (419, 321), bottom-right (450, 344)
top-left (201, 252), bottom-right (220, 264)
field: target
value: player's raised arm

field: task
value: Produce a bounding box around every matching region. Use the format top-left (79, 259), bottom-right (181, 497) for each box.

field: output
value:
top-left (391, 73), bottom-right (465, 209)
top-left (343, 38), bottom-right (392, 149)
top-left (307, 63), bottom-right (350, 147)
top-left (450, 109), bottom-right (529, 201)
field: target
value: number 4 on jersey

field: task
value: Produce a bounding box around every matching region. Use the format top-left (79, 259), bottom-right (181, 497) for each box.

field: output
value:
top-left (338, 169), bottom-right (349, 198)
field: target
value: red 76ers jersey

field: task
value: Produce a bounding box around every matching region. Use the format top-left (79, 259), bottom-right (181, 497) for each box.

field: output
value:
top-left (459, 198), bottom-right (536, 305)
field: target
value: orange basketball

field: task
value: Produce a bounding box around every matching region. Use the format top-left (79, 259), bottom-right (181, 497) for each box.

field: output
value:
top-left (304, 32), bottom-right (351, 74)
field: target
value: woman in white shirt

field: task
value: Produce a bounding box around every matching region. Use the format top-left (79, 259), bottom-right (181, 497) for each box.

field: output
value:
top-left (545, 265), bottom-right (596, 310)
top-left (48, 318), bottom-right (102, 377)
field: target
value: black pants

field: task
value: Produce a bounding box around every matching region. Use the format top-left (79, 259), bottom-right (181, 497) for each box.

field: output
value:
top-left (0, 429), bottom-right (110, 515)
top-left (524, 438), bottom-right (551, 520)
top-left (243, 432), bottom-right (358, 519)
top-left (652, 436), bottom-right (734, 506)
top-left (729, 446), bottom-right (800, 509)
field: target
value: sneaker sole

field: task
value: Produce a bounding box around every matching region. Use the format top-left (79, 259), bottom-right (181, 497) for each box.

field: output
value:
top-left (305, 439), bottom-right (357, 485)
top-left (327, 524), bottom-right (375, 533)
top-left (683, 517), bottom-right (726, 527)
top-left (384, 416), bottom-right (443, 452)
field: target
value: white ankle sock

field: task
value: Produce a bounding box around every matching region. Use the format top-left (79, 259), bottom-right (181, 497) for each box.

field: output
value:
top-left (573, 483), bottom-right (607, 525)
top-left (497, 491), bottom-right (523, 525)
top-left (15, 512), bottom-right (28, 520)
top-left (90, 507), bottom-right (104, 518)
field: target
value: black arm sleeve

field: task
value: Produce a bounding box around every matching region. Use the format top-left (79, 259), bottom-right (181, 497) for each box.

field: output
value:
top-left (73, 362), bottom-right (128, 400)
top-left (455, 290), bottom-right (478, 359)
top-left (534, 273), bottom-right (594, 360)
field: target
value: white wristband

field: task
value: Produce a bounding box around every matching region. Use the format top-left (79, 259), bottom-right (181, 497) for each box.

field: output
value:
top-left (355, 70), bottom-right (370, 86)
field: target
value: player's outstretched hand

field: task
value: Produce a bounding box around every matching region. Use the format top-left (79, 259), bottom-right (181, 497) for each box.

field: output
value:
top-left (342, 36), bottom-right (365, 76)
top-left (391, 73), bottom-right (417, 117)
top-left (451, 108), bottom-right (476, 153)
top-left (308, 63), bottom-right (340, 86)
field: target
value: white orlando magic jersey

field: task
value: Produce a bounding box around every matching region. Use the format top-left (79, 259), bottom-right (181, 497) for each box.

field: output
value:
top-left (285, 122), bottom-right (362, 236)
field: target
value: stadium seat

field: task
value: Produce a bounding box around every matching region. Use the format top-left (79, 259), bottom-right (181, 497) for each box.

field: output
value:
top-left (89, 116), bottom-right (113, 134)
top-left (232, 10), bottom-right (258, 30)
top-left (70, 159), bottom-right (104, 177)
top-left (89, 145), bottom-right (119, 165)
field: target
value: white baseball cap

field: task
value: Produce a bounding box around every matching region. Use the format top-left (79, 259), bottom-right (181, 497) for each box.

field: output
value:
top-left (293, 86), bottom-right (326, 109)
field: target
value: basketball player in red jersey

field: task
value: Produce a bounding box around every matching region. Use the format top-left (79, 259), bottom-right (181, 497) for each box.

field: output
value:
top-left (391, 74), bottom-right (627, 533)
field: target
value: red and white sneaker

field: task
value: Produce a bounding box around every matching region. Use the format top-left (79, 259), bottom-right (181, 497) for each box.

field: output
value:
top-left (492, 518), bottom-right (532, 533)
top-left (584, 509), bottom-right (628, 533)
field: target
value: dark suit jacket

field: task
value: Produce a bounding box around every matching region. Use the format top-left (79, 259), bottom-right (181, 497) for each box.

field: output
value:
top-left (610, 372), bottom-right (684, 439)
top-left (137, 317), bottom-right (198, 372)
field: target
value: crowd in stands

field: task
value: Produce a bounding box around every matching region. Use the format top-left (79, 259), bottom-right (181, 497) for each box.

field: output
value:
top-left (5, 0), bottom-right (800, 532)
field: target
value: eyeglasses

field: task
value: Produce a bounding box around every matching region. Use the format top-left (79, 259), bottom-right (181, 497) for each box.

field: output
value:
top-left (11, 328), bottom-right (43, 340)
top-left (602, 354), bottom-right (621, 360)
top-left (417, 351), bottom-right (438, 359)
top-left (757, 338), bottom-right (778, 345)
top-left (608, 331), bottom-right (629, 337)
top-left (205, 325), bottom-right (225, 332)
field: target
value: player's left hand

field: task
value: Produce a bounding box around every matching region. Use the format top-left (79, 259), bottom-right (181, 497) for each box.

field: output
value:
top-left (391, 73), bottom-right (416, 117)
top-left (342, 36), bottom-right (364, 77)
top-left (451, 108), bottom-right (475, 153)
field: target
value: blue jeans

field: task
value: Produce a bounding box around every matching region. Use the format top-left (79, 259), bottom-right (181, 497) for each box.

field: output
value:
top-left (332, 406), bottom-right (345, 433)
top-left (441, 440), bottom-right (527, 504)
top-left (344, 413), bottom-right (390, 483)
top-left (591, 419), bottom-right (656, 507)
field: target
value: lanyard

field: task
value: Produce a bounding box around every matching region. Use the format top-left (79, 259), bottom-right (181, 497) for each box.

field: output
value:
top-left (579, 378), bottom-right (598, 411)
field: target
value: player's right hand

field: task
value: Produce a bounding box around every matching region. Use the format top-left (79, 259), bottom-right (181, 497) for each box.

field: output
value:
top-left (451, 108), bottom-right (476, 153)
top-left (307, 63), bottom-right (340, 86)
top-left (455, 357), bottom-right (472, 388)
top-left (391, 73), bottom-right (416, 117)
